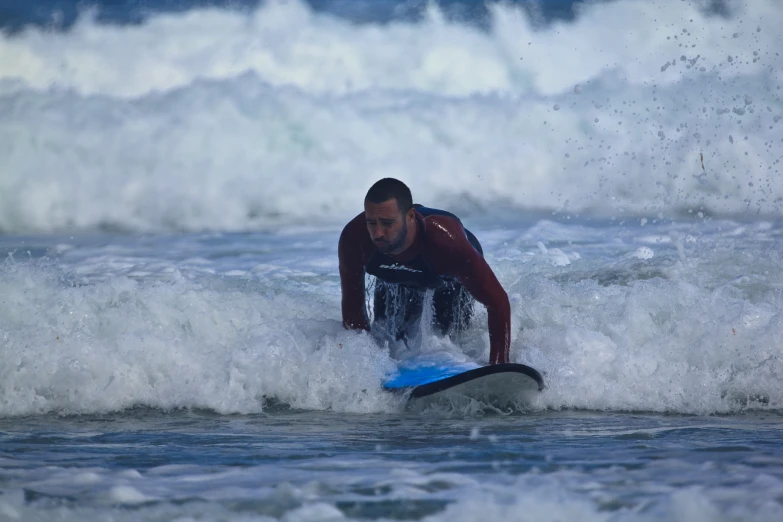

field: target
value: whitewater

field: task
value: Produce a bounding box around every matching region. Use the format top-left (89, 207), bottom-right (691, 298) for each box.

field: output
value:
top-left (0, 0), bottom-right (781, 232)
top-left (1, 0), bottom-right (783, 521)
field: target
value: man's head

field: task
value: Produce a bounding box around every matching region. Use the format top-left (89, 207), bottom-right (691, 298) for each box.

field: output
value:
top-left (364, 178), bottom-right (416, 255)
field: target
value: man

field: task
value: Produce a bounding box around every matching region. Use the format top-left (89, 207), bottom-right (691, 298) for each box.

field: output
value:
top-left (338, 178), bottom-right (511, 365)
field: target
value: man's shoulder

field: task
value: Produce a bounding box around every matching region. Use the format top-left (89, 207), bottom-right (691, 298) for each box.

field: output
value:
top-left (414, 205), bottom-right (464, 225)
top-left (421, 213), bottom-right (468, 249)
top-left (340, 212), bottom-right (366, 237)
top-left (339, 212), bottom-right (374, 258)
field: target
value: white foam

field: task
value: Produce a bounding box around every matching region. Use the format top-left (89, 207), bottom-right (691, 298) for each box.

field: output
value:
top-left (423, 471), bottom-right (783, 522)
top-left (0, 0), bottom-right (778, 98)
top-left (503, 248), bottom-right (783, 414)
top-left (0, 261), bottom-right (399, 416)
top-left (632, 247), bottom-right (655, 260)
top-left (3, 475), bottom-right (780, 522)
top-left (425, 482), bottom-right (610, 522)
top-left (282, 503), bottom-right (345, 522)
top-left (2, 215), bottom-right (783, 417)
top-left (105, 485), bottom-right (152, 504)
top-left (0, 0), bottom-right (781, 233)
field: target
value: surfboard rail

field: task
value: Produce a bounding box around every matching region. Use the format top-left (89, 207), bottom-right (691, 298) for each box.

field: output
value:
top-left (384, 362), bottom-right (545, 399)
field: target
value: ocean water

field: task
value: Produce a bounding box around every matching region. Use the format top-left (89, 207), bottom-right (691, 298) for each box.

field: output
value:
top-left (2, 0), bottom-right (783, 520)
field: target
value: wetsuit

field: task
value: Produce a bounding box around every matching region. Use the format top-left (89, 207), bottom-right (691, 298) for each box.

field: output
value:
top-left (338, 205), bottom-right (510, 364)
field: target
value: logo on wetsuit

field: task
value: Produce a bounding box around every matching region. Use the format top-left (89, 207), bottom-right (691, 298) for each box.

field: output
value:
top-left (378, 264), bottom-right (422, 273)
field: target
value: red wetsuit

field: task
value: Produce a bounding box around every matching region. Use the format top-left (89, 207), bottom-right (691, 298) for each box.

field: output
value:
top-left (338, 208), bottom-right (511, 364)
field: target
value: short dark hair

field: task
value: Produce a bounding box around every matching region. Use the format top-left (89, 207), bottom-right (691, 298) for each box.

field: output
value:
top-left (365, 178), bottom-right (413, 214)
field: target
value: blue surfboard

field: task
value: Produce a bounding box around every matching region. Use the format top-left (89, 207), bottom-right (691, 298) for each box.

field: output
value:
top-left (384, 358), bottom-right (545, 399)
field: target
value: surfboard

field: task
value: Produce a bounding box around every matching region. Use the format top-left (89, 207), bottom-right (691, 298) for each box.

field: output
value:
top-left (383, 358), bottom-right (545, 400)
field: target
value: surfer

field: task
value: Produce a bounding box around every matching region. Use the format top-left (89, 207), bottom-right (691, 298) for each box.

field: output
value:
top-left (338, 178), bottom-right (511, 364)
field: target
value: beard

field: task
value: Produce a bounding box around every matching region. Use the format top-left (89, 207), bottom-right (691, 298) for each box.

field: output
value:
top-left (375, 219), bottom-right (408, 254)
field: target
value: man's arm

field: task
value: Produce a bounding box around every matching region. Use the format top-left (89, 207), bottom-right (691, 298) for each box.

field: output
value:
top-left (426, 217), bottom-right (511, 364)
top-left (338, 214), bottom-right (371, 331)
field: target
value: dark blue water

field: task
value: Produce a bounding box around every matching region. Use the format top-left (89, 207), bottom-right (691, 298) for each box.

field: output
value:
top-left (1, 0), bottom-right (628, 31)
top-left (2, 409), bottom-right (782, 520)
top-left (1, 0), bottom-right (740, 33)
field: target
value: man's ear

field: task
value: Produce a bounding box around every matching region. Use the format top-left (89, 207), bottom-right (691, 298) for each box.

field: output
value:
top-left (406, 208), bottom-right (416, 222)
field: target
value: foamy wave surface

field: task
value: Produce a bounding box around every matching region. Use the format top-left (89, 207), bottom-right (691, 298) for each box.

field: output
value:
top-left (0, 261), bottom-right (397, 416)
top-left (2, 220), bottom-right (781, 417)
top-left (0, 0), bottom-right (781, 233)
top-left (0, 0), bottom-right (779, 98)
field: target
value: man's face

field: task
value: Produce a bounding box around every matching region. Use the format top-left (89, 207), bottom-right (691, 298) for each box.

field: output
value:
top-left (364, 198), bottom-right (410, 254)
